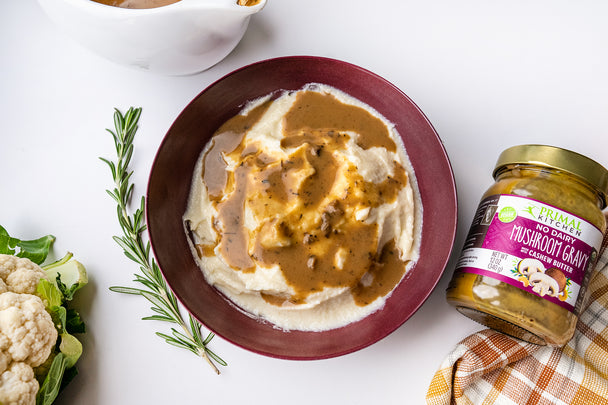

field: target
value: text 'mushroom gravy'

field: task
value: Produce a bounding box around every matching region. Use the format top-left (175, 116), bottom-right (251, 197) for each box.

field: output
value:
top-left (185, 84), bottom-right (421, 331)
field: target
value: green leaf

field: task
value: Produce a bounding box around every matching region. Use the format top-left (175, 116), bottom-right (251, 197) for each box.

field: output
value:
top-left (16, 235), bottom-right (56, 264)
top-left (36, 353), bottom-right (67, 405)
top-left (42, 252), bottom-right (73, 270)
top-left (0, 225), bottom-right (55, 264)
top-left (49, 306), bottom-right (67, 334)
top-left (203, 332), bottom-right (215, 346)
top-left (37, 279), bottom-right (63, 309)
top-left (0, 225), bottom-right (16, 255)
top-left (66, 309), bottom-right (86, 335)
top-left (206, 349), bottom-right (228, 367)
top-left (43, 257), bottom-right (88, 301)
top-left (59, 333), bottom-right (83, 369)
top-left (55, 275), bottom-right (77, 301)
top-left (109, 285), bottom-right (145, 295)
top-left (140, 291), bottom-right (172, 314)
top-left (156, 332), bottom-right (196, 352)
top-left (142, 315), bottom-right (174, 322)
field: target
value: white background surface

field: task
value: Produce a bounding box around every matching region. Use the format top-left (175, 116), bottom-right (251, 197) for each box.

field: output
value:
top-left (2, 1), bottom-right (607, 404)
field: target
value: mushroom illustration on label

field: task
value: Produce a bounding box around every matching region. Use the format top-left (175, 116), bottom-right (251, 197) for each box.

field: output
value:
top-left (515, 258), bottom-right (545, 287)
top-left (545, 267), bottom-right (570, 301)
top-left (517, 258), bottom-right (545, 276)
top-left (528, 272), bottom-right (560, 297)
top-left (514, 258), bottom-right (570, 301)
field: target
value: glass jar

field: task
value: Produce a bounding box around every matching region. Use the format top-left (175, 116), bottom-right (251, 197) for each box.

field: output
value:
top-left (447, 144), bottom-right (608, 346)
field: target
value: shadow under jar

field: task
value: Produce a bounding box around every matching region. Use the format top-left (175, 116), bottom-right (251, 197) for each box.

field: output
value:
top-left (447, 144), bottom-right (608, 346)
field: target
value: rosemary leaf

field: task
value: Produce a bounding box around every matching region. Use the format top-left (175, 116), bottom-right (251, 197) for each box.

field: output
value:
top-left (203, 332), bottom-right (216, 346)
top-left (108, 286), bottom-right (144, 295)
top-left (102, 107), bottom-right (224, 374)
top-left (142, 315), bottom-right (175, 322)
top-left (206, 348), bottom-right (228, 367)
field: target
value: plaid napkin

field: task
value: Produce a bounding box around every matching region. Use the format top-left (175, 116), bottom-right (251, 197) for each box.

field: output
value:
top-left (426, 221), bottom-right (608, 405)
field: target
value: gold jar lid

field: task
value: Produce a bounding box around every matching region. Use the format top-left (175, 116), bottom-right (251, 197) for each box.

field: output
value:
top-left (493, 144), bottom-right (608, 208)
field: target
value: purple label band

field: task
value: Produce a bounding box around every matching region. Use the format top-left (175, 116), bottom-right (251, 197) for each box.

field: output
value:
top-left (482, 215), bottom-right (593, 286)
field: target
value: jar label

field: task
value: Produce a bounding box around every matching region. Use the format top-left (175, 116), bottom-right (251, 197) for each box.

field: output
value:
top-left (456, 194), bottom-right (604, 313)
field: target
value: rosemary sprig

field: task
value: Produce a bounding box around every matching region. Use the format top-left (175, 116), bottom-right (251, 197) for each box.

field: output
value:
top-left (100, 107), bottom-right (226, 374)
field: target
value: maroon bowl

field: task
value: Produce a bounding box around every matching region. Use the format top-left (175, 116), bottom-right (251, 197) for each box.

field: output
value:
top-left (146, 56), bottom-right (457, 360)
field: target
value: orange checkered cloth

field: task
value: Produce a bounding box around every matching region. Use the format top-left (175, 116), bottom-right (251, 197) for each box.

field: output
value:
top-left (426, 228), bottom-right (608, 405)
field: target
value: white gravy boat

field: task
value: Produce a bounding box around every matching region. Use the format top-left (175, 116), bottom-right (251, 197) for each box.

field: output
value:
top-left (37, 0), bottom-right (267, 75)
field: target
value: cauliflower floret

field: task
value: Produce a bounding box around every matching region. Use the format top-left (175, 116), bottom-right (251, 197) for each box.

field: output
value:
top-left (0, 362), bottom-right (38, 405)
top-left (0, 255), bottom-right (48, 295)
top-left (0, 350), bottom-right (9, 374)
top-left (0, 293), bottom-right (57, 367)
top-left (0, 255), bottom-right (61, 405)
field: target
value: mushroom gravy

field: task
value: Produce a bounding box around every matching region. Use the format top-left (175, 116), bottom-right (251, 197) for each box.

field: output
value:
top-left (185, 84), bottom-right (421, 331)
top-left (447, 145), bottom-right (608, 346)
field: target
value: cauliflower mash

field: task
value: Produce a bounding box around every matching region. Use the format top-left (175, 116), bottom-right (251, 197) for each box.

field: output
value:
top-left (185, 84), bottom-right (422, 331)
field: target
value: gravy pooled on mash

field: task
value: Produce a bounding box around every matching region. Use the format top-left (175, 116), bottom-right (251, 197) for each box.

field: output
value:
top-left (185, 84), bottom-right (421, 331)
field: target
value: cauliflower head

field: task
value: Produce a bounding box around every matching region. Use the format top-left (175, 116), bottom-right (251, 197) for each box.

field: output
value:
top-left (0, 255), bottom-right (47, 295)
top-left (0, 363), bottom-right (38, 405)
top-left (0, 292), bottom-right (58, 367)
top-left (0, 255), bottom-right (58, 405)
